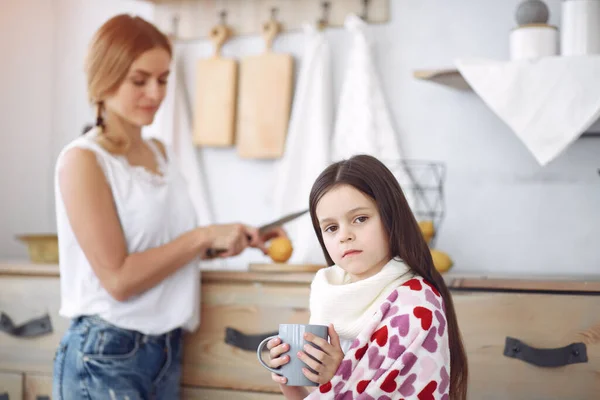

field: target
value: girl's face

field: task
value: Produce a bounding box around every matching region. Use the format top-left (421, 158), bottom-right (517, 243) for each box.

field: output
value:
top-left (104, 47), bottom-right (171, 128)
top-left (316, 184), bottom-right (391, 282)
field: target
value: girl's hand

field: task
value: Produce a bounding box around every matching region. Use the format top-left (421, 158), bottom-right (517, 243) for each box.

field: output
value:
top-left (297, 324), bottom-right (344, 385)
top-left (266, 336), bottom-right (291, 384)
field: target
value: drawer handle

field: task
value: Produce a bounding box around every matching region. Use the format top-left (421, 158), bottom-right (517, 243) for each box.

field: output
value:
top-left (503, 336), bottom-right (588, 368)
top-left (0, 312), bottom-right (53, 338)
top-left (225, 327), bottom-right (278, 351)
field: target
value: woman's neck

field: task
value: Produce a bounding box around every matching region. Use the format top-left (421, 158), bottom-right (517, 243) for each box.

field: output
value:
top-left (104, 111), bottom-right (145, 151)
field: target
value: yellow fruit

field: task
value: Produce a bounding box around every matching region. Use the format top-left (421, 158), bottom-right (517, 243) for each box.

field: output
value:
top-left (418, 220), bottom-right (435, 244)
top-left (430, 249), bottom-right (453, 273)
top-left (268, 237), bottom-right (293, 263)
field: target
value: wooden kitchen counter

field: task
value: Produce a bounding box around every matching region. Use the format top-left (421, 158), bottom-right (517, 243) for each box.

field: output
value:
top-left (0, 260), bottom-right (316, 399)
top-left (2, 260), bottom-right (600, 399)
top-left (2, 260), bottom-right (600, 291)
top-left (0, 260), bottom-right (316, 284)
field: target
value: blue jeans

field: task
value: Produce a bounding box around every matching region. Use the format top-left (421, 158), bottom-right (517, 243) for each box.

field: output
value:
top-left (52, 315), bottom-right (183, 400)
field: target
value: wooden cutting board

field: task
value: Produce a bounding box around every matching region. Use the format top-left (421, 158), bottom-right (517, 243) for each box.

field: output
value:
top-left (249, 263), bottom-right (324, 273)
top-left (193, 24), bottom-right (237, 147)
top-left (236, 20), bottom-right (294, 159)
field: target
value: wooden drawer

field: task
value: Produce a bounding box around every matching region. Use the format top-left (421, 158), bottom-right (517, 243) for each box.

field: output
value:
top-left (24, 373), bottom-right (53, 400)
top-left (182, 387), bottom-right (284, 399)
top-left (0, 370), bottom-right (23, 399)
top-left (182, 281), bottom-right (310, 393)
top-left (0, 276), bottom-right (67, 374)
top-left (452, 290), bottom-right (600, 400)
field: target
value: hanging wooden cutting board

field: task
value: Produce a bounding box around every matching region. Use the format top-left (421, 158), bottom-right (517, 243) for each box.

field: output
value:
top-left (236, 20), bottom-right (294, 159)
top-left (193, 24), bottom-right (237, 147)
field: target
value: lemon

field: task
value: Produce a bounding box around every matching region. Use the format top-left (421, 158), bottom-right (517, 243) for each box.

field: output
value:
top-left (268, 237), bottom-right (293, 263)
top-left (430, 249), bottom-right (453, 273)
top-left (418, 220), bottom-right (435, 244)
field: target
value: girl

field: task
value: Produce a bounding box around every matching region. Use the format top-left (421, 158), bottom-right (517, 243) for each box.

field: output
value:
top-left (52, 14), bottom-right (284, 399)
top-left (266, 154), bottom-right (468, 399)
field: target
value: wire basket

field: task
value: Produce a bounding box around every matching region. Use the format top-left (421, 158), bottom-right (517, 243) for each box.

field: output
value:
top-left (387, 160), bottom-right (446, 247)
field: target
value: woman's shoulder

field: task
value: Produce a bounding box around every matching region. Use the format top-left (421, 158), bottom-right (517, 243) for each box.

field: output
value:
top-left (55, 129), bottom-right (112, 177)
top-left (58, 128), bottom-right (103, 155)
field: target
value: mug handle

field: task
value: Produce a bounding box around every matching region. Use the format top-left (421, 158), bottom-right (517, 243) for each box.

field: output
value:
top-left (256, 335), bottom-right (282, 374)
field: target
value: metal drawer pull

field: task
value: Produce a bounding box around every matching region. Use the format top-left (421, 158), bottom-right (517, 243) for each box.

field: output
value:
top-left (36, 397), bottom-right (50, 400)
top-left (503, 336), bottom-right (588, 367)
top-left (0, 312), bottom-right (53, 338)
top-left (225, 327), bottom-right (278, 351)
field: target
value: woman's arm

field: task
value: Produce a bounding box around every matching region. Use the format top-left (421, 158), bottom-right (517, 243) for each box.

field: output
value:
top-left (58, 148), bottom-right (253, 301)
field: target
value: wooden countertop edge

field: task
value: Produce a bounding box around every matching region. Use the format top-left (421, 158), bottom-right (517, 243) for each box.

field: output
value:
top-left (2, 261), bottom-right (600, 292)
top-left (446, 276), bottom-right (600, 293)
top-left (0, 261), bottom-right (316, 284)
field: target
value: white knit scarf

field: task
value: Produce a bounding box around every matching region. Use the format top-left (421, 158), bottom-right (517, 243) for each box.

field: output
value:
top-left (308, 258), bottom-right (414, 340)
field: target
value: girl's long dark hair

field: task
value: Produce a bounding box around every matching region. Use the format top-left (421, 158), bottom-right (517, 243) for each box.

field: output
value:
top-left (308, 154), bottom-right (468, 400)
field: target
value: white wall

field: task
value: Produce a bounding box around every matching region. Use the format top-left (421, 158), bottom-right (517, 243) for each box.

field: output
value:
top-left (0, 0), bottom-right (56, 254)
top-left (2, 0), bottom-right (599, 276)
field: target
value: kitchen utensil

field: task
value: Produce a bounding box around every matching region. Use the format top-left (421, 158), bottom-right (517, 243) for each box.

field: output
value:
top-left (236, 17), bottom-right (294, 159)
top-left (193, 23), bottom-right (237, 147)
top-left (256, 324), bottom-right (329, 386)
top-left (205, 209), bottom-right (308, 258)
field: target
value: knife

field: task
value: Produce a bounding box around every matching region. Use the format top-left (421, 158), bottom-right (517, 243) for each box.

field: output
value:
top-left (205, 209), bottom-right (309, 258)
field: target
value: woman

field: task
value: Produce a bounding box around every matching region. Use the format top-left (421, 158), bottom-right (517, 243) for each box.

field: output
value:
top-left (52, 14), bottom-right (282, 399)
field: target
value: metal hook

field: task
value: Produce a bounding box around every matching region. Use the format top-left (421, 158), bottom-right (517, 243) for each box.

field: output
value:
top-left (318, 1), bottom-right (330, 27)
top-left (270, 7), bottom-right (278, 21)
top-left (170, 14), bottom-right (180, 38)
top-left (361, 0), bottom-right (370, 20)
top-left (219, 10), bottom-right (227, 25)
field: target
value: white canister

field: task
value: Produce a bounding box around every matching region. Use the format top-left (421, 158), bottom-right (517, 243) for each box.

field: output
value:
top-left (509, 24), bottom-right (558, 60)
top-left (561, 0), bottom-right (600, 55)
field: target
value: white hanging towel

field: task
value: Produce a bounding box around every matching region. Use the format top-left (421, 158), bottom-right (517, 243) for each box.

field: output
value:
top-left (331, 14), bottom-right (403, 167)
top-left (144, 45), bottom-right (224, 269)
top-left (271, 24), bottom-right (333, 265)
top-left (455, 56), bottom-right (600, 166)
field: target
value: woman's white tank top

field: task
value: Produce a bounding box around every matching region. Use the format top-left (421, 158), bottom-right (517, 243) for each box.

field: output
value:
top-left (54, 128), bottom-right (200, 335)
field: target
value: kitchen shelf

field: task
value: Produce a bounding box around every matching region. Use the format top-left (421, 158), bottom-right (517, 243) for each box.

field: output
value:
top-left (414, 65), bottom-right (600, 133)
top-left (414, 59), bottom-right (600, 163)
top-left (413, 68), bottom-right (470, 90)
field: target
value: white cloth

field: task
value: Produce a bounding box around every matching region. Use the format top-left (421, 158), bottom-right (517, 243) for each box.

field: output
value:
top-left (144, 45), bottom-right (223, 269)
top-left (54, 130), bottom-right (200, 335)
top-left (308, 258), bottom-right (414, 341)
top-left (340, 338), bottom-right (353, 354)
top-left (455, 56), bottom-right (600, 166)
top-left (271, 24), bottom-right (332, 265)
top-left (331, 14), bottom-right (404, 167)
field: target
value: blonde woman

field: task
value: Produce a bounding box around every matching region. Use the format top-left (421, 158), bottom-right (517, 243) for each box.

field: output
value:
top-left (52, 14), bottom-right (283, 399)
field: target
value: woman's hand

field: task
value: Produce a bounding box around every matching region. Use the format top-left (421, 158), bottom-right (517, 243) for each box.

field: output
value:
top-left (266, 337), bottom-right (291, 384)
top-left (203, 223), bottom-right (254, 258)
top-left (247, 226), bottom-right (289, 255)
top-left (262, 226), bottom-right (288, 242)
top-left (297, 324), bottom-right (344, 385)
